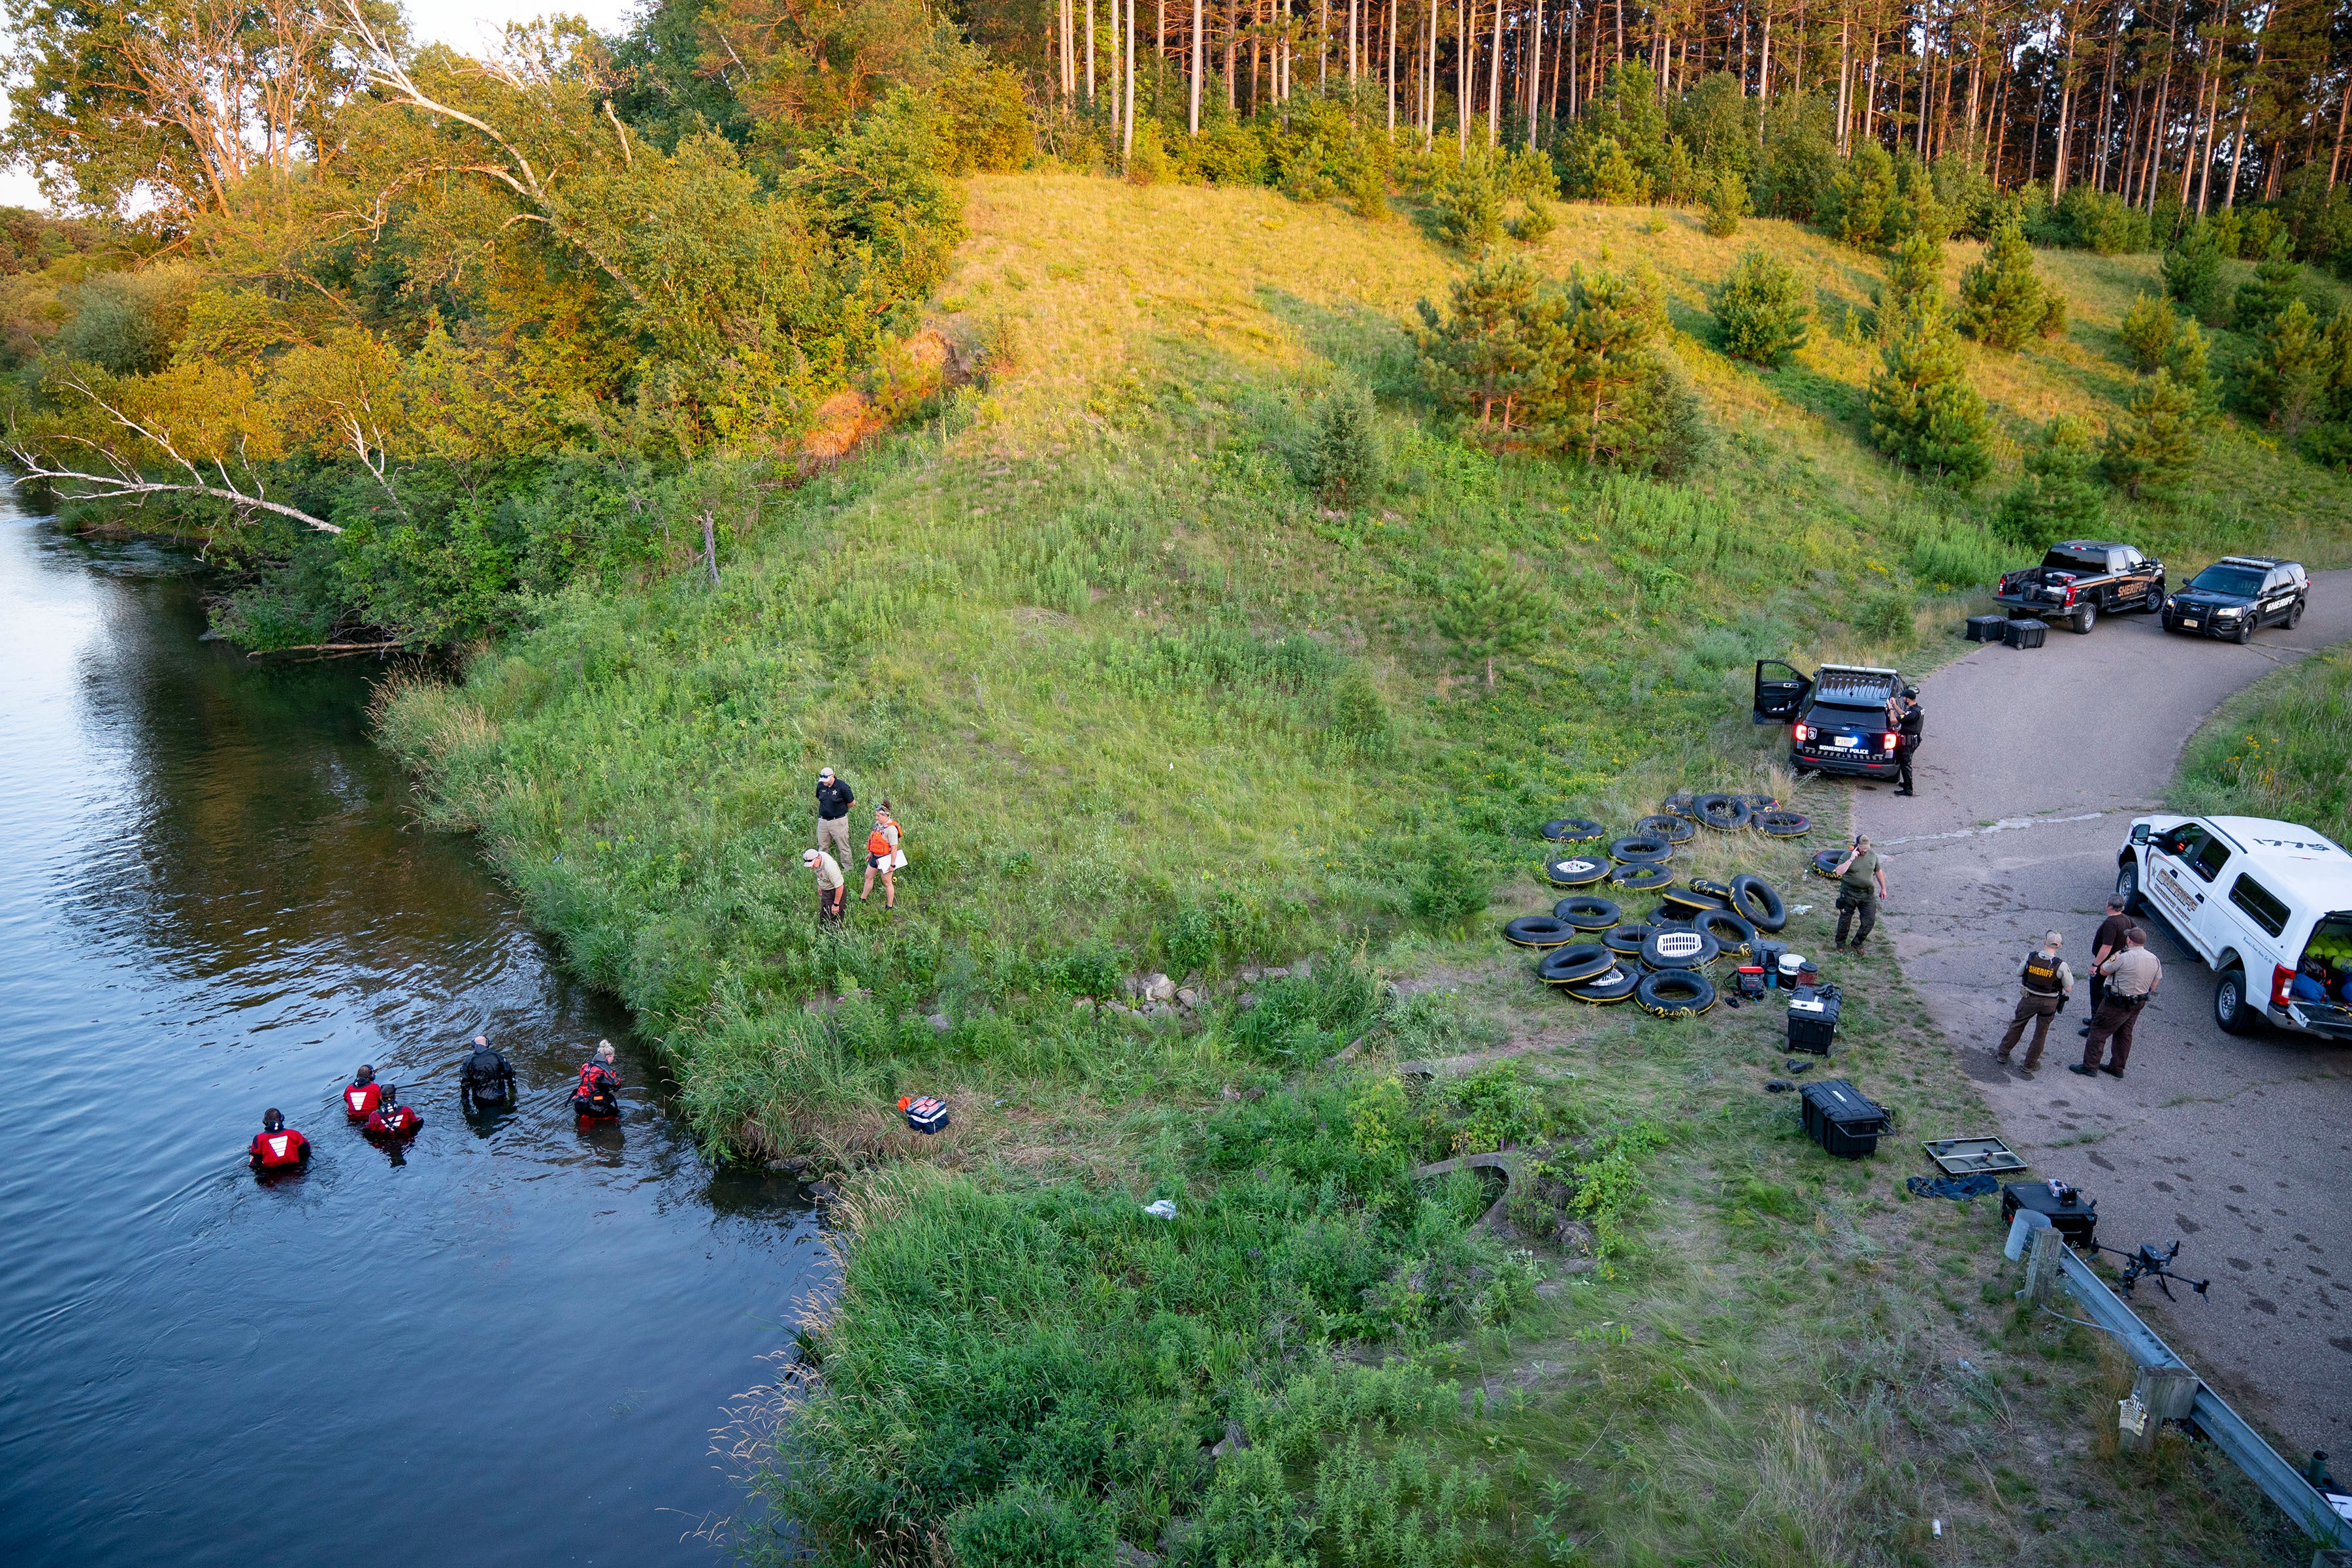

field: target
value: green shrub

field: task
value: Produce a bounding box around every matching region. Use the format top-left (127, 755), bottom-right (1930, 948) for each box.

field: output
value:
top-left (1124, 118), bottom-right (1170, 184)
top-left (2118, 292), bottom-right (2178, 372)
top-left (1994, 416), bottom-right (2104, 546)
top-left (1867, 313), bottom-right (1992, 483)
top-left (2101, 370), bottom-right (2201, 500)
top-left (1711, 247), bottom-right (1810, 366)
top-left (1432, 161), bottom-right (1504, 252)
top-left (1409, 839), bottom-right (1492, 929)
top-left (1433, 546), bottom-right (1552, 687)
top-left (1876, 231), bottom-right (1944, 340)
top-left (56, 263), bottom-right (197, 374)
top-left (2055, 185), bottom-right (2150, 254)
top-left (1505, 197), bottom-right (1556, 244)
top-left (1701, 169), bottom-right (1747, 237)
top-left (2167, 318), bottom-right (2214, 406)
top-left (2162, 221), bottom-right (2225, 322)
top-left (1301, 378), bottom-right (1385, 504)
top-left (1956, 221), bottom-right (2056, 351)
top-left (1855, 589), bottom-right (1917, 645)
top-left (1906, 525), bottom-right (2008, 590)
top-left (945, 1482), bottom-right (1113, 1568)
top-left (2233, 231), bottom-right (2301, 335)
top-left (2244, 299), bottom-right (2329, 434)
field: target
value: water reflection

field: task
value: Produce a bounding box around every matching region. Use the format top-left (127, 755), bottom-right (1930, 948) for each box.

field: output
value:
top-left (0, 508), bottom-right (818, 1567)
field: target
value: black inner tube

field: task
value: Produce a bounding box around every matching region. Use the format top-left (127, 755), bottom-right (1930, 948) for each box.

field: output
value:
top-left (1503, 914), bottom-right (1577, 947)
top-left (1729, 874), bottom-right (1788, 932)
top-left (1609, 835), bottom-right (1671, 864)
top-left (1541, 817), bottom-right (1607, 842)
top-left (1694, 907), bottom-right (1757, 953)
top-left (1637, 970), bottom-right (1716, 1013)
top-left (1537, 943), bottom-right (1615, 983)
top-left (1610, 865), bottom-right (1674, 891)
top-left (1553, 895), bottom-right (1622, 930)
top-left (1633, 813), bottom-right (1697, 844)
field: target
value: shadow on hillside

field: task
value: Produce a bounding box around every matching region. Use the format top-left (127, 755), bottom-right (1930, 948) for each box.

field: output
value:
top-left (1256, 287), bottom-right (1433, 408)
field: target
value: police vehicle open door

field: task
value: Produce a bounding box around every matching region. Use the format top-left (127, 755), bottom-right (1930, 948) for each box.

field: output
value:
top-left (1752, 661), bottom-right (1812, 725)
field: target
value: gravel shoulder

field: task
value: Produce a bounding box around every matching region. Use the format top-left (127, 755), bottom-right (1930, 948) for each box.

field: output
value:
top-left (1854, 579), bottom-right (2352, 1459)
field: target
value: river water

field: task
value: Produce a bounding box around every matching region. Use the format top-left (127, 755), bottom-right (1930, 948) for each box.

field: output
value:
top-left (0, 500), bottom-right (819, 1565)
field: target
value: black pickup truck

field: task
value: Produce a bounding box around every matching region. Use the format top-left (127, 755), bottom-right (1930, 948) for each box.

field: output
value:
top-left (1995, 540), bottom-right (2166, 635)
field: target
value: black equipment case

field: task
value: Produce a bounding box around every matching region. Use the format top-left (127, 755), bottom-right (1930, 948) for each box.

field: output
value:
top-left (2003, 618), bottom-right (2048, 649)
top-left (1785, 984), bottom-right (1840, 1054)
top-left (2000, 1180), bottom-right (2097, 1248)
top-left (1965, 613), bottom-right (2008, 642)
top-left (1799, 1079), bottom-right (1889, 1159)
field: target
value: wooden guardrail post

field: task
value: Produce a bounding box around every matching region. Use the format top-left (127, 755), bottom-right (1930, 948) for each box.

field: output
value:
top-left (2019, 1224), bottom-right (2062, 1308)
top-left (2121, 1365), bottom-right (2197, 1454)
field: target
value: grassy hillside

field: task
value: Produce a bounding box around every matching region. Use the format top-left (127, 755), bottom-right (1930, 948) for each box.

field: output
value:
top-left (381, 176), bottom-right (2343, 1564)
top-left (2174, 640), bottom-right (2352, 840)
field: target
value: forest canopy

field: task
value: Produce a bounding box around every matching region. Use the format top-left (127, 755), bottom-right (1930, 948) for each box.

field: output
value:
top-left (0, 0), bottom-right (2347, 648)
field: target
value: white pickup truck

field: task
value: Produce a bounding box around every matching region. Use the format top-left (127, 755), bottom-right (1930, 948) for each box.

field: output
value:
top-left (2117, 813), bottom-right (2352, 1038)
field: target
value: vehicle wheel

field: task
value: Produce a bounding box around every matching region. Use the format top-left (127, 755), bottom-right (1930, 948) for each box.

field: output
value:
top-left (1502, 915), bottom-right (1578, 949)
top-left (1552, 894), bottom-right (1622, 931)
top-left (2142, 583), bottom-right (2164, 614)
top-left (1608, 835), bottom-right (1673, 864)
top-left (2234, 617), bottom-right (2253, 644)
top-left (2114, 860), bottom-right (2142, 916)
top-left (1535, 943), bottom-right (1616, 985)
top-left (1633, 813), bottom-right (1697, 845)
top-left (1635, 969), bottom-right (1716, 1019)
top-left (1693, 907), bottom-right (1757, 956)
top-left (2214, 967), bottom-right (2259, 1036)
top-left (1540, 817), bottom-right (1608, 844)
top-left (1543, 856), bottom-right (1611, 888)
top-left (2289, 598), bottom-right (2305, 629)
top-left (2071, 602), bottom-right (2097, 634)
top-left (1729, 873), bottom-right (1789, 932)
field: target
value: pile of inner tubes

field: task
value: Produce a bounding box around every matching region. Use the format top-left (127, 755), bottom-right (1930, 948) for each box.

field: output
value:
top-left (1513, 803), bottom-right (1801, 1009)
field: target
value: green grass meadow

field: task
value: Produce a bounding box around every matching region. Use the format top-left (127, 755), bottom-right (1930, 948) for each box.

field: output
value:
top-left (378, 175), bottom-right (2351, 1564)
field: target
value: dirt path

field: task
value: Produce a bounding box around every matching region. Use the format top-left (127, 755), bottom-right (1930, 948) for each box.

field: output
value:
top-left (1852, 576), bottom-right (2352, 1458)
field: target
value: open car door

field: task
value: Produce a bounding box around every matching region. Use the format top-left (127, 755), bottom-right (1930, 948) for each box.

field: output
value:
top-left (1753, 661), bottom-right (1812, 725)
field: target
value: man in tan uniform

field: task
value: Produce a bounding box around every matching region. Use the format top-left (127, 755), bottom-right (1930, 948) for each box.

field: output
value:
top-left (2073, 927), bottom-right (2161, 1079)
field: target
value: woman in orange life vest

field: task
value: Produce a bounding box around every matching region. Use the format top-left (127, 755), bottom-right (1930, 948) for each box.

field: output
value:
top-left (342, 1064), bottom-right (383, 1120)
top-left (248, 1109), bottom-right (311, 1173)
top-left (571, 1039), bottom-right (622, 1120)
top-left (859, 804), bottom-right (902, 909)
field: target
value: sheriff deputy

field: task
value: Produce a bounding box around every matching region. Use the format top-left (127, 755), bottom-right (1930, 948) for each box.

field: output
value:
top-left (1995, 930), bottom-right (2072, 1075)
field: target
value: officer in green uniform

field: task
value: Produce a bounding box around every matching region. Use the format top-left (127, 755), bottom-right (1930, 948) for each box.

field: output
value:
top-left (1831, 836), bottom-right (1886, 952)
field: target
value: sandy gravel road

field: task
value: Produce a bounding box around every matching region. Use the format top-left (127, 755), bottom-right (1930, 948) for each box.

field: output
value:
top-left (1850, 577), bottom-right (2352, 1459)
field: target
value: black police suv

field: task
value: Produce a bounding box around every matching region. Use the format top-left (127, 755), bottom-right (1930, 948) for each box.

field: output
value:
top-left (2161, 556), bottom-right (2309, 643)
top-left (1753, 661), bottom-right (1908, 780)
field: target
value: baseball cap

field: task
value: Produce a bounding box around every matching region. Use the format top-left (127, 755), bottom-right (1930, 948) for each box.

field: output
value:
top-left (802, 849), bottom-right (819, 865)
top-left (817, 767), bottom-right (834, 780)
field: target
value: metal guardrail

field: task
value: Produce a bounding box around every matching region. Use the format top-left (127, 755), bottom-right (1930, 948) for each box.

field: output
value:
top-left (2056, 1246), bottom-right (2349, 1548)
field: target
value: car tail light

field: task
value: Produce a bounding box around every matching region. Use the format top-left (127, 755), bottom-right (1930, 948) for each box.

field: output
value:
top-left (2064, 585), bottom-right (2077, 604)
top-left (1793, 723), bottom-right (1811, 743)
top-left (1881, 732), bottom-right (1899, 751)
top-left (2273, 964), bottom-right (2296, 1007)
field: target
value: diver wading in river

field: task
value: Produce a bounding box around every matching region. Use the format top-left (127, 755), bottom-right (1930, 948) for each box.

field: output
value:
top-left (459, 1036), bottom-right (517, 1113)
top-left (571, 1041), bottom-right (621, 1120)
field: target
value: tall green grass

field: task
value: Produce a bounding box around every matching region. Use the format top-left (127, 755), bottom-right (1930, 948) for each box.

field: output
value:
top-left (2173, 644), bottom-right (2352, 841)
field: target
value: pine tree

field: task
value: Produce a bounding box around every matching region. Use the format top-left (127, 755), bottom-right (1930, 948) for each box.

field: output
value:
top-left (2161, 221), bottom-right (2225, 322)
top-left (2166, 319), bottom-right (2215, 408)
top-left (1868, 313), bottom-right (1992, 483)
top-left (1827, 142), bottom-right (1897, 248)
top-left (1995, 416), bottom-right (2103, 546)
top-left (2100, 370), bottom-right (2201, 500)
top-left (2232, 231), bottom-right (2302, 335)
top-left (1712, 248), bottom-right (1812, 367)
top-left (1433, 163), bottom-right (1505, 252)
top-left (1702, 170), bottom-right (1747, 238)
top-left (1522, 264), bottom-right (1668, 465)
top-left (1435, 547), bottom-right (1554, 687)
top-left (2245, 299), bottom-right (2328, 434)
top-left (2117, 293), bottom-right (2178, 373)
top-left (1876, 232), bottom-right (1944, 340)
top-left (1956, 221), bottom-right (2053, 351)
top-left (1302, 380), bottom-right (1384, 504)
top-left (1414, 259), bottom-right (1541, 432)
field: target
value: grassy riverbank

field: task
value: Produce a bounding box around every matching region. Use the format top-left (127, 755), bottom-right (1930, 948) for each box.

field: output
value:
top-left (380, 175), bottom-right (2345, 1563)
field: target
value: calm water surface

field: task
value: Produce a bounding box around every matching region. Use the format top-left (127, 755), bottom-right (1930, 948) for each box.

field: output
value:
top-left (0, 500), bottom-right (820, 1565)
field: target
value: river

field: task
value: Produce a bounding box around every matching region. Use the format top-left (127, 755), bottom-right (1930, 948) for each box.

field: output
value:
top-left (0, 500), bottom-right (819, 1565)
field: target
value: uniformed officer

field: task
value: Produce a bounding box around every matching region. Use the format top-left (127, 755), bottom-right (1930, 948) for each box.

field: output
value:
top-left (1891, 687), bottom-right (1923, 797)
top-left (2074, 927), bottom-right (2161, 1079)
top-left (1995, 931), bottom-right (2072, 1075)
top-left (1831, 836), bottom-right (1887, 952)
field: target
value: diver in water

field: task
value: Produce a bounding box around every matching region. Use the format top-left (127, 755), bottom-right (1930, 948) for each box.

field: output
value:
top-left (342, 1065), bottom-right (383, 1120)
top-left (248, 1109), bottom-right (311, 1172)
top-left (365, 1091), bottom-right (423, 1139)
top-left (570, 1040), bottom-right (621, 1119)
top-left (458, 1035), bottom-right (517, 1113)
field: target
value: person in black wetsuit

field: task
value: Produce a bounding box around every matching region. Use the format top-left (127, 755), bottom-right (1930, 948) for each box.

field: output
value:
top-left (458, 1035), bottom-right (517, 1113)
